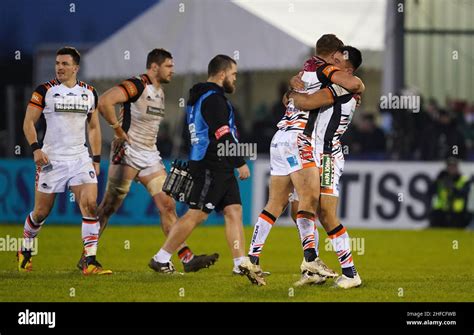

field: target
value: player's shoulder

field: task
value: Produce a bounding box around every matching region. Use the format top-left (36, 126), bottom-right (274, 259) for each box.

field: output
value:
top-left (78, 80), bottom-right (97, 94)
top-left (120, 74), bottom-right (149, 98)
top-left (303, 56), bottom-right (328, 72)
top-left (124, 74), bottom-right (150, 86)
top-left (34, 78), bottom-right (61, 94)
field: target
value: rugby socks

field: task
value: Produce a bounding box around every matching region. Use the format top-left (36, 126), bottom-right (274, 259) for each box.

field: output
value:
top-left (177, 246), bottom-right (194, 263)
top-left (22, 212), bottom-right (44, 251)
top-left (154, 248), bottom-right (173, 264)
top-left (248, 210), bottom-right (276, 265)
top-left (296, 211), bottom-right (317, 262)
top-left (328, 224), bottom-right (357, 278)
top-left (233, 256), bottom-right (246, 269)
top-left (313, 217), bottom-right (320, 257)
top-left (292, 211), bottom-right (320, 257)
top-left (82, 217), bottom-right (100, 258)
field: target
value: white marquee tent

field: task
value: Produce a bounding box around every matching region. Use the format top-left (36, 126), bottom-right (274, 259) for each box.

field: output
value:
top-left (84, 0), bottom-right (386, 78)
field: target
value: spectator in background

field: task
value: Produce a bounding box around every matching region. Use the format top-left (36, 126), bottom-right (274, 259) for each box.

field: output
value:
top-left (429, 157), bottom-right (472, 228)
top-left (419, 109), bottom-right (466, 160)
top-left (456, 103), bottom-right (474, 159)
top-left (344, 113), bottom-right (386, 158)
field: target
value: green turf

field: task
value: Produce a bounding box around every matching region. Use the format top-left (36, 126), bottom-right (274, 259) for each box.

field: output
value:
top-left (0, 224), bottom-right (473, 302)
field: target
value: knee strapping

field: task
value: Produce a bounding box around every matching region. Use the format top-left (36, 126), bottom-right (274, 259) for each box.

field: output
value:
top-left (146, 174), bottom-right (166, 197)
top-left (105, 178), bottom-right (131, 199)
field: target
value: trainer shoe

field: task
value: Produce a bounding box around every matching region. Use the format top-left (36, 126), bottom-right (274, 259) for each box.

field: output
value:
top-left (293, 270), bottom-right (327, 287)
top-left (17, 250), bottom-right (32, 272)
top-left (334, 274), bottom-right (362, 289)
top-left (148, 258), bottom-right (176, 274)
top-left (238, 257), bottom-right (266, 286)
top-left (183, 253), bottom-right (219, 273)
top-left (232, 267), bottom-right (271, 277)
top-left (301, 257), bottom-right (338, 278)
top-left (82, 258), bottom-right (113, 275)
top-left (76, 250), bottom-right (86, 271)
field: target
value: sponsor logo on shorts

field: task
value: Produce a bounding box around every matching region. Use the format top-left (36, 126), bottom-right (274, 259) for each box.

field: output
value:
top-left (89, 171), bottom-right (95, 179)
top-left (205, 203), bottom-right (215, 210)
top-left (321, 154), bottom-right (333, 187)
top-left (41, 183), bottom-right (51, 190)
top-left (286, 156), bottom-right (298, 168)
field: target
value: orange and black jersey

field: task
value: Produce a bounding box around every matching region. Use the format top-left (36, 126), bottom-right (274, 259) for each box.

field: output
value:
top-left (277, 56), bottom-right (341, 137)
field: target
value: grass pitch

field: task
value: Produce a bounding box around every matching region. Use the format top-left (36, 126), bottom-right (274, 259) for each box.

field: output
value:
top-left (0, 224), bottom-right (473, 302)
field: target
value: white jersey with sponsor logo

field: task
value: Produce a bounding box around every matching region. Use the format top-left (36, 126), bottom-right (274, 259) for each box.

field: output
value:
top-left (117, 74), bottom-right (165, 152)
top-left (28, 78), bottom-right (98, 161)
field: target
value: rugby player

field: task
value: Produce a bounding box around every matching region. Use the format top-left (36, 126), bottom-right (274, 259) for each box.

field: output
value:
top-left (20, 46), bottom-right (111, 275)
top-left (239, 35), bottom-right (364, 286)
top-left (79, 48), bottom-right (218, 273)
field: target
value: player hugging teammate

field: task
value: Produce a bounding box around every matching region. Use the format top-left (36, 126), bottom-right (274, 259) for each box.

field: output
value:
top-left (239, 34), bottom-right (365, 288)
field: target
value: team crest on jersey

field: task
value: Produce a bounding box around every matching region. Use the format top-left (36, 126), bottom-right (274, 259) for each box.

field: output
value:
top-left (81, 94), bottom-right (89, 101)
top-left (89, 171), bottom-right (95, 179)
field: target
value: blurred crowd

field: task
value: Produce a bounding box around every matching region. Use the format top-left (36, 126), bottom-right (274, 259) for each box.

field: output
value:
top-left (157, 83), bottom-right (474, 162)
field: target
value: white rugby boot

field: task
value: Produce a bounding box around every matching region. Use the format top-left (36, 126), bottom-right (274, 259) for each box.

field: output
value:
top-left (334, 273), bottom-right (362, 289)
top-left (301, 257), bottom-right (338, 278)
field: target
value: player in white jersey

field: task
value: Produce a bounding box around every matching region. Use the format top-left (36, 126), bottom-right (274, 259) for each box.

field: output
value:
top-left (288, 46), bottom-right (364, 288)
top-left (19, 46), bottom-right (112, 275)
top-left (239, 35), bottom-right (364, 286)
top-left (80, 48), bottom-right (218, 273)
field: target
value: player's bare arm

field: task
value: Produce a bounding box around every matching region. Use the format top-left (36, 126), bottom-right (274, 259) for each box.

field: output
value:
top-left (23, 105), bottom-right (49, 166)
top-left (289, 87), bottom-right (335, 110)
top-left (98, 86), bottom-right (130, 143)
top-left (330, 71), bottom-right (364, 93)
top-left (289, 71), bottom-right (305, 91)
top-left (87, 109), bottom-right (102, 175)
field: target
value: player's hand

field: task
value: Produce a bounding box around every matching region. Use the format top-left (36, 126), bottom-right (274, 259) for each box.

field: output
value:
top-left (114, 127), bottom-right (130, 144)
top-left (354, 94), bottom-right (362, 107)
top-left (93, 162), bottom-right (100, 176)
top-left (237, 164), bottom-right (250, 180)
top-left (33, 150), bottom-right (49, 166)
top-left (289, 71), bottom-right (305, 91)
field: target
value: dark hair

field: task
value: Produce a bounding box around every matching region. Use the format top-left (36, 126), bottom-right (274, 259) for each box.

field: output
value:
top-left (208, 55), bottom-right (237, 77)
top-left (146, 48), bottom-right (173, 68)
top-left (315, 34), bottom-right (344, 57)
top-left (56, 46), bottom-right (81, 65)
top-left (339, 45), bottom-right (362, 70)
